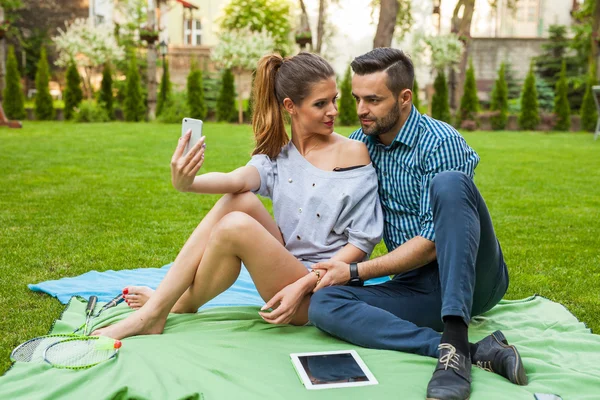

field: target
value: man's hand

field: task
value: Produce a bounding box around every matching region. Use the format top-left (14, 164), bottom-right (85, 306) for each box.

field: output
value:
top-left (259, 280), bottom-right (306, 325)
top-left (171, 129), bottom-right (206, 192)
top-left (312, 260), bottom-right (351, 292)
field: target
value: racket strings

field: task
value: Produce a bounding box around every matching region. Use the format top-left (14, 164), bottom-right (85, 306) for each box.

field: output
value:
top-left (11, 336), bottom-right (73, 363)
top-left (44, 339), bottom-right (117, 368)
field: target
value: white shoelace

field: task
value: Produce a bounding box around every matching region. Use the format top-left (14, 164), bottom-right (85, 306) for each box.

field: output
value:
top-left (438, 343), bottom-right (461, 371)
top-left (476, 360), bottom-right (494, 372)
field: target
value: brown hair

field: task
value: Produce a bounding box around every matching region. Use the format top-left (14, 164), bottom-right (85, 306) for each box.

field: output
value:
top-left (351, 48), bottom-right (414, 96)
top-left (251, 52), bottom-right (335, 158)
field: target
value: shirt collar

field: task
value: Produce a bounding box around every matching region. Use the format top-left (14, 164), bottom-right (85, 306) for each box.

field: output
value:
top-left (367, 105), bottom-right (420, 149)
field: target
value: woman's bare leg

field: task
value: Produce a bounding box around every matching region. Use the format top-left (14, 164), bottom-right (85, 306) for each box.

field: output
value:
top-left (92, 192), bottom-right (283, 338)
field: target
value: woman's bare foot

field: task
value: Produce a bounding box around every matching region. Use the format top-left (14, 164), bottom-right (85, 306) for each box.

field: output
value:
top-left (91, 309), bottom-right (166, 340)
top-left (123, 286), bottom-right (154, 310)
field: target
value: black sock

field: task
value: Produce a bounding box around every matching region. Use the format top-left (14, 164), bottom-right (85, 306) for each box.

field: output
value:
top-left (470, 342), bottom-right (478, 358)
top-left (440, 316), bottom-right (470, 355)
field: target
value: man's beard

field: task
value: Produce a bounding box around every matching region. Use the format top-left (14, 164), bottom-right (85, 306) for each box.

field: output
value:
top-left (361, 100), bottom-right (401, 137)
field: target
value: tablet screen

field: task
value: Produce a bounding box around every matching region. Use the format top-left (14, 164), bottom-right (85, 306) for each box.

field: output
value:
top-left (290, 350), bottom-right (378, 390)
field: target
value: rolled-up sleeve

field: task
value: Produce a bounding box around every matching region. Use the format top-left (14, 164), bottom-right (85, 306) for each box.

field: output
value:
top-left (246, 154), bottom-right (277, 199)
top-left (334, 170), bottom-right (384, 257)
top-left (419, 136), bottom-right (480, 242)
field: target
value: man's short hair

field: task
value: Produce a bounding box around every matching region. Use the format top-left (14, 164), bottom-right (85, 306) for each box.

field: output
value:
top-left (351, 48), bottom-right (414, 96)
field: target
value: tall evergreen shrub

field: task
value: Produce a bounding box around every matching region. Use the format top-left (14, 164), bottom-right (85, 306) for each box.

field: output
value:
top-left (216, 68), bottom-right (236, 122)
top-left (156, 60), bottom-right (171, 117)
top-left (63, 60), bottom-right (83, 120)
top-left (553, 59), bottom-right (570, 131)
top-left (431, 70), bottom-right (451, 123)
top-left (580, 73), bottom-right (598, 132)
top-left (518, 64), bottom-right (540, 130)
top-left (3, 46), bottom-right (25, 120)
top-left (34, 47), bottom-right (54, 121)
top-left (490, 63), bottom-right (508, 130)
top-left (339, 65), bottom-right (358, 126)
top-left (457, 59), bottom-right (479, 125)
top-left (412, 76), bottom-right (421, 112)
top-left (123, 52), bottom-right (146, 122)
top-left (187, 62), bottom-right (207, 120)
top-left (99, 63), bottom-right (114, 119)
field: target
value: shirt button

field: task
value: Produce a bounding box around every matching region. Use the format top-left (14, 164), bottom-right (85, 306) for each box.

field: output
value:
top-left (383, 171), bottom-right (388, 177)
top-left (288, 178), bottom-right (293, 183)
top-left (297, 235), bottom-right (301, 240)
top-left (298, 208), bottom-right (302, 213)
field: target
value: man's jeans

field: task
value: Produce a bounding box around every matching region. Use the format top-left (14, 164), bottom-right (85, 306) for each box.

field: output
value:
top-left (308, 171), bottom-right (509, 358)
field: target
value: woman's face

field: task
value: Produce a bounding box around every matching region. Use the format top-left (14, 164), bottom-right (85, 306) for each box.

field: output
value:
top-left (291, 77), bottom-right (338, 135)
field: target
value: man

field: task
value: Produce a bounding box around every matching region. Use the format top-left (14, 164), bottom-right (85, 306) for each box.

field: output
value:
top-left (308, 48), bottom-right (527, 400)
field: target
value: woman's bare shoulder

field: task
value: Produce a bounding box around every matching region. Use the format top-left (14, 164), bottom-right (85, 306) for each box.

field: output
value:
top-left (332, 133), bottom-right (371, 166)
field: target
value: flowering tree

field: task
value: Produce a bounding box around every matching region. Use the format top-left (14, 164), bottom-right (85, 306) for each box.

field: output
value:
top-left (211, 28), bottom-right (275, 123)
top-left (413, 33), bottom-right (464, 73)
top-left (53, 18), bottom-right (125, 98)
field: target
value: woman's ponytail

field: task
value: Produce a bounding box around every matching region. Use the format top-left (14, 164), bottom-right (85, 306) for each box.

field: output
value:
top-left (251, 54), bottom-right (288, 159)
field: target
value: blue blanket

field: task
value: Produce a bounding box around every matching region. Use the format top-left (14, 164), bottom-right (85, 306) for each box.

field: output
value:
top-left (28, 263), bottom-right (390, 308)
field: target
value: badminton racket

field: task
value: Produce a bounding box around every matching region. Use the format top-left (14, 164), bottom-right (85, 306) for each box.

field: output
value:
top-left (43, 335), bottom-right (122, 369)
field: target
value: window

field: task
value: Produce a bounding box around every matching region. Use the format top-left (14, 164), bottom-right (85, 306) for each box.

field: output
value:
top-left (184, 19), bottom-right (202, 45)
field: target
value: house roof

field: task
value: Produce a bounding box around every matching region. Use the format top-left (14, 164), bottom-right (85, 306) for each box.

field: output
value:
top-left (175, 0), bottom-right (199, 10)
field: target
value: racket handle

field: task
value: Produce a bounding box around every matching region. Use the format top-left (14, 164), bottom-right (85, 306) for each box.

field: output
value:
top-left (86, 296), bottom-right (98, 317)
top-left (100, 294), bottom-right (125, 312)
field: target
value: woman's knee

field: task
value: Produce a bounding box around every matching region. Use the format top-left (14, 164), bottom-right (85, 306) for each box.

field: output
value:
top-left (220, 192), bottom-right (263, 213)
top-left (210, 211), bottom-right (257, 245)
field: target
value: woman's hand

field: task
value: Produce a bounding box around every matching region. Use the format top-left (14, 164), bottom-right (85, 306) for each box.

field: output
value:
top-left (259, 280), bottom-right (307, 325)
top-left (171, 129), bottom-right (206, 192)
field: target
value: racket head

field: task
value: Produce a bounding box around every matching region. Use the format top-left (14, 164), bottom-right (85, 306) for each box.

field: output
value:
top-left (43, 336), bottom-right (121, 369)
top-left (10, 334), bottom-right (82, 363)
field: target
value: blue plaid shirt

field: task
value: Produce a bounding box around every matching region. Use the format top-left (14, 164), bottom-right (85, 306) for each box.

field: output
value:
top-left (350, 106), bottom-right (480, 252)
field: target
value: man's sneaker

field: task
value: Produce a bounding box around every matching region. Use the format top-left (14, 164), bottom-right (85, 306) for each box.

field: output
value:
top-left (472, 330), bottom-right (528, 385)
top-left (426, 343), bottom-right (471, 400)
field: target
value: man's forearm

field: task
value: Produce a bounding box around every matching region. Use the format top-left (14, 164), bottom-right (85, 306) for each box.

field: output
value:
top-left (357, 236), bottom-right (437, 280)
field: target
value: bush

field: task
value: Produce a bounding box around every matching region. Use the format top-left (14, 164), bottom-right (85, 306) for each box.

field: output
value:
top-left (457, 59), bottom-right (479, 126)
top-left (34, 47), bottom-right (55, 121)
top-left (412, 76), bottom-right (421, 112)
top-left (518, 64), bottom-right (540, 130)
top-left (99, 63), bottom-right (114, 120)
top-left (187, 62), bottom-right (206, 120)
top-left (3, 46), bottom-right (25, 120)
top-left (490, 63), bottom-right (508, 130)
top-left (553, 59), bottom-right (571, 131)
top-left (74, 100), bottom-right (110, 123)
top-left (580, 73), bottom-right (598, 132)
top-left (156, 60), bottom-right (171, 117)
top-left (216, 68), bottom-right (236, 122)
top-left (63, 60), bottom-right (83, 120)
top-left (158, 91), bottom-right (189, 124)
top-left (431, 70), bottom-right (451, 123)
top-left (123, 51), bottom-right (146, 122)
top-left (339, 65), bottom-right (358, 126)
top-left (247, 71), bottom-right (255, 121)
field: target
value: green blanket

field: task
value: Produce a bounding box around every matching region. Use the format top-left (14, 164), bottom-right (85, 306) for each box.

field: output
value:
top-left (2, 296), bottom-right (599, 400)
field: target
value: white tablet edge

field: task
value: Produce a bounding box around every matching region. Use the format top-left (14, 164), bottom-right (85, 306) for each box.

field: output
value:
top-left (290, 349), bottom-right (379, 390)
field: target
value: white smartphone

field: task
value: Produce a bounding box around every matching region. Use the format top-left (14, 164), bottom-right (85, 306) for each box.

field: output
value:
top-left (181, 117), bottom-right (204, 155)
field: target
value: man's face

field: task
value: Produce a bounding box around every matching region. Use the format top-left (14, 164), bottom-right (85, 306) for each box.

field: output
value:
top-left (352, 71), bottom-right (404, 138)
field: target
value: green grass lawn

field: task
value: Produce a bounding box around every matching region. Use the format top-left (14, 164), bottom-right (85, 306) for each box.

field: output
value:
top-left (1, 122), bottom-right (599, 374)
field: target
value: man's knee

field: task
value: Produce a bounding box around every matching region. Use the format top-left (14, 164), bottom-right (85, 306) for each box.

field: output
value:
top-left (308, 287), bottom-right (350, 327)
top-left (429, 171), bottom-right (471, 202)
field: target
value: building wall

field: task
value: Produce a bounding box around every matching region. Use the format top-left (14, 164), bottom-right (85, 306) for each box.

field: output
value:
top-left (160, 0), bottom-right (226, 47)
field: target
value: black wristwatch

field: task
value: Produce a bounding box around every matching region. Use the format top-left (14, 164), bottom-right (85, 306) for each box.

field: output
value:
top-left (348, 262), bottom-right (364, 287)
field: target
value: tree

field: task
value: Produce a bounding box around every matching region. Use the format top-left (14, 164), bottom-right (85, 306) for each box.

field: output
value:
top-left (371, 0), bottom-right (413, 47)
top-left (456, 59), bottom-right (479, 125)
top-left (490, 63), bottom-right (508, 130)
top-left (216, 69), bottom-right (236, 122)
top-left (432, 70), bottom-right (451, 123)
top-left (187, 62), bottom-right (206, 120)
top-left (554, 59), bottom-right (571, 131)
top-left (145, 0), bottom-right (158, 120)
top-left (220, 0), bottom-right (292, 55)
top-left (99, 62), bottom-right (114, 119)
top-left (53, 18), bottom-right (125, 99)
top-left (211, 28), bottom-right (275, 123)
top-left (34, 47), bottom-right (54, 120)
top-left (156, 59), bottom-right (171, 117)
top-left (412, 76), bottom-right (421, 112)
top-left (580, 70), bottom-right (597, 132)
top-left (339, 65), bottom-right (358, 126)
top-left (63, 60), bottom-right (83, 120)
top-left (518, 64), bottom-right (540, 130)
top-left (123, 51), bottom-right (146, 122)
top-left (3, 45), bottom-right (25, 120)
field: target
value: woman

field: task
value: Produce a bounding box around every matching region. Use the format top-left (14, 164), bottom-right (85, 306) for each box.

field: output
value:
top-left (93, 52), bottom-right (383, 340)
